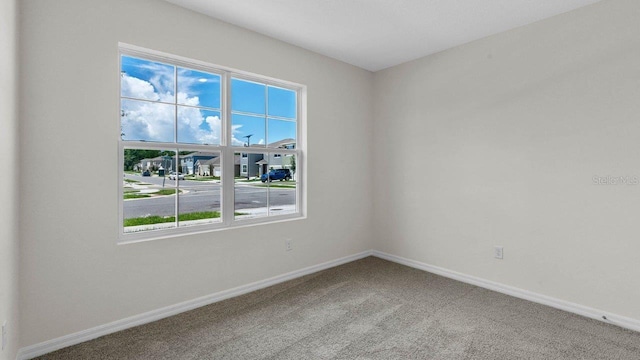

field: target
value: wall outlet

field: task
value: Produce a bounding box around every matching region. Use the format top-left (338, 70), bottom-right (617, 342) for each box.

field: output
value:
top-left (285, 239), bottom-right (293, 251)
top-left (494, 246), bottom-right (504, 259)
top-left (2, 320), bottom-right (7, 351)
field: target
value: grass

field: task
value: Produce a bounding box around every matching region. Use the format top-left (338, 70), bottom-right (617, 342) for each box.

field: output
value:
top-left (123, 188), bottom-right (180, 199)
top-left (156, 189), bottom-right (179, 196)
top-left (124, 211), bottom-right (247, 227)
top-left (124, 179), bottom-right (140, 183)
top-left (124, 193), bottom-right (151, 199)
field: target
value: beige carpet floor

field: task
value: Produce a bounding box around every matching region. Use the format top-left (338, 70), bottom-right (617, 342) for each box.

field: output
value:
top-left (37, 257), bottom-right (640, 359)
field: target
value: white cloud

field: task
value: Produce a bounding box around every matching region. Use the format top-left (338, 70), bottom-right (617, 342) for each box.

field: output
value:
top-left (139, 62), bottom-right (175, 98)
top-left (121, 99), bottom-right (174, 142)
top-left (121, 75), bottom-right (159, 101)
top-left (122, 74), bottom-right (220, 144)
top-left (230, 124), bottom-right (245, 146)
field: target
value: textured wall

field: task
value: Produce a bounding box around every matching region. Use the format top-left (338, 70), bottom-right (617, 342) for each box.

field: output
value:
top-left (373, 0), bottom-right (640, 321)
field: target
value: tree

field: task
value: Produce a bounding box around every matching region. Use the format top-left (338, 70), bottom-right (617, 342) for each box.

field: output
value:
top-left (123, 149), bottom-right (161, 171)
top-left (289, 155), bottom-right (296, 175)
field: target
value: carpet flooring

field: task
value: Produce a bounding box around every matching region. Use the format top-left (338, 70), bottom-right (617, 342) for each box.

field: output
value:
top-left (37, 257), bottom-right (640, 359)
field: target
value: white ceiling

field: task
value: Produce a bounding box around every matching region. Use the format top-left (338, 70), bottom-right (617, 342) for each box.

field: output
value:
top-left (165, 0), bottom-right (602, 72)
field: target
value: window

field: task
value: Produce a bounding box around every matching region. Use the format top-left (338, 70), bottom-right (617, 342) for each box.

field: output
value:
top-left (119, 44), bottom-right (304, 242)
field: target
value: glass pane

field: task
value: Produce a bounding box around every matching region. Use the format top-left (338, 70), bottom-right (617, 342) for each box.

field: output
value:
top-left (121, 55), bottom-right (175, 102)
top-left (121, 99), bottom-right (175, 142)
top-left (123, 149), bottom-right (177, 233)
top-left (232, 114), bottom-right (266, 147)
top-left (268, 86), bottom-right (296, 119)
top-left (267, 153), bottom-right (297, 216)
top-left (177, 152), bottom-right (222, 227)
top-left (231, 78), bottom-right (265, 114)
top-left (177, 107), bottom-right (221, 145)
top-left (177, 68), bottom-right (221, 109)
top-left (235, 153), bottom-right (268, 219)
top-left (267, 119), bottom-right (296, 149)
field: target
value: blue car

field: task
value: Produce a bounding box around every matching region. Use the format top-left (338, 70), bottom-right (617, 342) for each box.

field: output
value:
top-left (261, 169), bottom-right (292, 182)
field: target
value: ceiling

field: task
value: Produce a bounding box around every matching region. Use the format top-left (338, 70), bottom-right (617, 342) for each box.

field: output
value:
top-left (165, 0), bottom-right (602, 72)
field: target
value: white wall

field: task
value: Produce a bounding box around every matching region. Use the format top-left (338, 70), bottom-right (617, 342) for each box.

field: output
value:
top-left (19, 0), bottom-right (373, 347)
top-left (0, 0), bottom-right (20, 358)
top-left (373, 0), bottom-right (640, 321)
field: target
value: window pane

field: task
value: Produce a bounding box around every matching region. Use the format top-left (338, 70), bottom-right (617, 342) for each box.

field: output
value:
top-left (177, 68), bottom-right (220, 109)
top-left (267, 119), bottom-right (296, 149)
top-left (177, 107), bottom-right (221, 145)
top-left (178, 152), bottom-right (222, 227)
top-left (121, 55), bottom-right (175, 102)
top-left (235, 153), bottom-right (268, 219)
top-left (123, 149), bottom-right (177, 233)
top-left (121, 99), bottom-right (175, 142)
top-left (231, 78), bottom-right (265, 114)
top-left (267, 153), bottom-right (297, 216)
top-left (268, 86), bottom-right (296, 119)
top-left (232, 114), bottom-right (266, 147)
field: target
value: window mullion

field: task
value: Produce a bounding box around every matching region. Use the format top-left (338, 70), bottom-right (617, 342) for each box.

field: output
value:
top-left (222, 73), bottom-right (234, 226)
top-left (174, 66), bottom-right (179, 228)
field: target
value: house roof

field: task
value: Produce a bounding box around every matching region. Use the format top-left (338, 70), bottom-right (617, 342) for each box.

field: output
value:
top-left (241, 138), bottom-right (295, 148)
top-left (268, 138), bottom-right (296, 148)
top-left (181, 151), bottom-right (218, 159)
top-left (196, 157), bottom-right (220, 166)
top-left (195, 155), bottom-right (242, 166)
top-left (141, 156), bottom-right (171, 162)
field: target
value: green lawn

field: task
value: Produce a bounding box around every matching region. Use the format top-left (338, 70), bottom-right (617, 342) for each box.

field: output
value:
top-left (123, 188), bottom-right (180, 199)
top-left (124, 211), bottom-right (246, 227)
top-left (123, 193), bottom-right (151, 199)
top-left (156, 189), bottom-right (179, 196)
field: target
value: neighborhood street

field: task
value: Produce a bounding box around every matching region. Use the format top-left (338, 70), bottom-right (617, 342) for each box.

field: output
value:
top-left (123, 174), bottom-right (296, 219)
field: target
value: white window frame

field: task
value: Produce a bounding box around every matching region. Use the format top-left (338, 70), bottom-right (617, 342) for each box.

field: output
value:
top-left (118, 43), bottom-right (306, 244)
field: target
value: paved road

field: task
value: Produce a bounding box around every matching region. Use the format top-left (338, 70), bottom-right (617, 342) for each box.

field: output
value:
top-left (124, 174), bottom-right (295, 218)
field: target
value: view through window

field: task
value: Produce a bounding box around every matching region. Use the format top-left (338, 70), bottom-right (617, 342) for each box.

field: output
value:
top-left (120, 46), bottom-right (303, 241)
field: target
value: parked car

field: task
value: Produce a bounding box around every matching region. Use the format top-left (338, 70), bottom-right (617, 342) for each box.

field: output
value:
top-left (168, 172), bottom-right (185, 180)
top-left (261, 169), bottom-right (292, 182)
top-left (142, 170), bottom-right (151, 177)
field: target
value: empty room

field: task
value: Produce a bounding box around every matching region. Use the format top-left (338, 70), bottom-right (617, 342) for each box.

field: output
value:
top-left (2, 0), bottom-right (640, 359)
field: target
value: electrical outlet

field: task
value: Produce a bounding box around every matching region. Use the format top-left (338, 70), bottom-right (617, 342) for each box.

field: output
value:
top-left (2, 320), bottom-right (7, 351)
top-left (494, 246), bottom-right (504, 259)
top-left (285, 239), bottom-right (293, 251)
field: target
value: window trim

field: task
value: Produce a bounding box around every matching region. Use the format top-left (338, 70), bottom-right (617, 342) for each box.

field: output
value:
top-left (118, 43), bottom-right (306, 244)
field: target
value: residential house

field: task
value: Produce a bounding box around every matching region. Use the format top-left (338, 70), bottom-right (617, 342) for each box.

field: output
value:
top-left (239, 138), bottom-right (296, 178)
top-left (138, 156), bottom-right (176, 173)
top-left (196, 154), bottom-right (242, 177)
top-left (195, 157), bottom-right (220, 177)
top-left (180, 151), bottom-right (217, 175)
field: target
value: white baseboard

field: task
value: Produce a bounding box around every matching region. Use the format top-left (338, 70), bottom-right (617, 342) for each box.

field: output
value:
top-left (16, 250), bottom-right (373, 360)
top-left (17, 249), bottom-right (640, 360)
top-left (372, 250), bottom-right (640, 333)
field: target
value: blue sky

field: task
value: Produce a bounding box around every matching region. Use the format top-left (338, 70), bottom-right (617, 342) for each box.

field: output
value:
top-left (121, 56), bottom-right (296, 147)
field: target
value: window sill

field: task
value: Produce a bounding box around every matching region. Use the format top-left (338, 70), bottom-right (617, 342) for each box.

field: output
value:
top-left (117, 213), bottom-right (306, 245)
